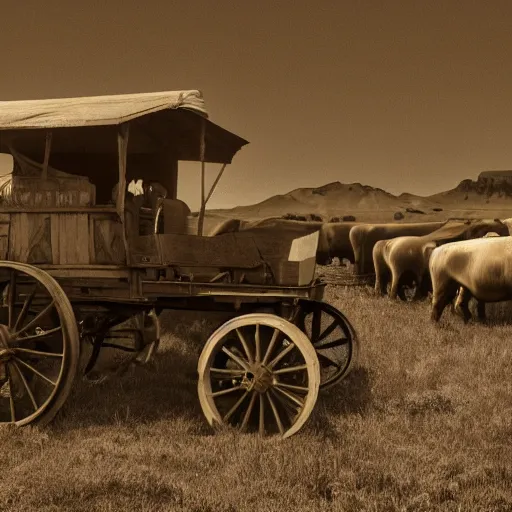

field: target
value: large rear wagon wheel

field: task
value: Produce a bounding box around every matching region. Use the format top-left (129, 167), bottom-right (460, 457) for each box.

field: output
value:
top-left (294, 300), bottom-right (359, 390)
top-left (198, 313), bottom-right (320, 439)
top-left (0, 262), bottom-right (79, 427)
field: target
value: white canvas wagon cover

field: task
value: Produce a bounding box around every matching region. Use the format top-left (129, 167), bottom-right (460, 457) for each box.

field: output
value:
top-left (0, 90), bottom-right (208, 129)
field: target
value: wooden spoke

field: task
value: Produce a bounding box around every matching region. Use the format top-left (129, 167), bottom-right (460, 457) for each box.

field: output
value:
top-left (317, 320), bottom-right (338, 342)
top-left (293, 300), bottom-right (359, 390)
top-left (11, 361), bottom-right (38, 411)
top-left (267, 342), bottom-right (296, 369)
top-left (223, 390), bottom-right (250, 422)
top-left (274, 381), bottom-right (309, 393)
top-left (240, 392), bottom-right (257, 431)
top-left (6, 367), bottom-right (16, 423)
top-left (258, 393), bottom-right (265, 436)
top-left (236, 328), bottom-right (253, 364)
top-left (7, 271), bottom-right (17, 329)
top-left (17, 326), bottom-right (63, 343)
top-left (266, 391), bottom-right (284, 435)
top-left (314, 337), bottom-right (349, 350)
top-left (13, 285), bottom-right (38, 332)
top-left (311, 309), bottom-right (322, 342)
top-left (289, 305), bottom-right (302, 324)
top-left (317, 352), bottom-right (341, 369)
top-left (210, 385), bottom-right (244, 398)
top-left (221, 346), bottom-right (250, 372)
top-left (273, 385), bottom-right (305, 408)
top-left (273, 364), bottom-right (308, 375)
top-left (13, 357), bottom-right (57, 387)
top-left (261, 328), bottom-right (280, 365)
top-left (210, 367), bottom-right (246, 376)
top-left (295, 310), bottom-right (307, 333)
top-left (14, 347), bottom-right (64, 359)
top-left (254, 324), bottom-right (261, 363)
top-left (270, 388), bottom-right (301, 417)
top-left (14, 300), bottom-right (56, 337)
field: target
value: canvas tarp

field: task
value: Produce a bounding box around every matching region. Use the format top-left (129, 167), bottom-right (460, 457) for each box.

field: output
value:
top-left (0, 90), bottom-right (208, 129)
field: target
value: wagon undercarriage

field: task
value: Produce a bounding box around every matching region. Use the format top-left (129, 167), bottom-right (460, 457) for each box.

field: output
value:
top-left (0, 262), bottom-right (358, 434)
top-left (0, 89), bottom-right (360, 437)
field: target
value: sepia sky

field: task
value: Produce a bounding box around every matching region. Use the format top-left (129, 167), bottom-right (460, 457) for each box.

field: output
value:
top-left (1, 1), bottom-right (512, 210)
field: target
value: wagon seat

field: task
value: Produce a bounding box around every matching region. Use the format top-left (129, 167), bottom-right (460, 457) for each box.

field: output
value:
top-left (113, 179), bottom-right (191, 237)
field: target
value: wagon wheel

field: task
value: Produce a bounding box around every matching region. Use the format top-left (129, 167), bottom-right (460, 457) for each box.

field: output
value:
top-left (198, 313), bottom-right (320, 439)
top-left (81, 308), bottom-right (161, 377)
top-left (0, 262), bottom-right (79, 426)
top-left (294, 300), bottom-right (359, 390)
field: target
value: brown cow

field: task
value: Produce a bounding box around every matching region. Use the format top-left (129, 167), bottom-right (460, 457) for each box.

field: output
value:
top-left (429, 235), bottom-right (512, 323)
top-left (373, 219), bottom-right (509, 300)
top-left (349, 222), bottom-right (446, 275)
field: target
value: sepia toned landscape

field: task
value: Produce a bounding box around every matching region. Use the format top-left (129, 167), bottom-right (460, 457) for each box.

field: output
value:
top-left (193, 171), bottom-right (512, 235)
top-left (1, 279), bottom-right (511, 511)
top-left (1, 1), bottom-right (512, 511)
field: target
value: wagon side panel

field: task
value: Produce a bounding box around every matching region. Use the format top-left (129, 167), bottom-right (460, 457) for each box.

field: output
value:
top-left (0, 213), bottom-right (10, 260)
top-left (56, 213), bottom-right (90, 264)
top-left (9, 212), bottom-right (53, 264)
top-left (90, 213), bottom-right (126, 265)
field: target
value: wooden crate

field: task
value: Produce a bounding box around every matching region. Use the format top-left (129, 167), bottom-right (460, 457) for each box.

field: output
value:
top-left (266, 257), bottom-right (316, 286)
top-left (263, 231), bottom-right (320, 286)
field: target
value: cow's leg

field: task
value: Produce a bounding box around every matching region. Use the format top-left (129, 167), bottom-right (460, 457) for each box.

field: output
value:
top-left (453, 286), bottom-right (464, 314)
top-left (389, 270), bottom-right (402, 300)
top-left (397, 281), bottom-right (407, 301)
top-left (431, 279), bottom-right (459, 322)
top-left (374, 273), bottom-right (389, 296)
top-left (414, 272), bottom-right (432, 301)
top-left (373, 242), bottom-right (390, 296)
top-left (395, 271), bottom-right (411, 301)
top-left (413, 274), bottom-right (429, 300)
top-left (454, 286), bottom-right (472, 324)
top-left (476, 300), bottom-right (487, 322)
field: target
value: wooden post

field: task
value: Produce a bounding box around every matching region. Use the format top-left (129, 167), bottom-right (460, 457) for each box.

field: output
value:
top-left (117, 123), bottom-right (130, 218)
top-left (42, 131), bottom-right (53, 180)
top-left (205, 163), bottom-right (227, 204)
top-left (197, 117), bottom-right (207, 236)
top-left (117, 123), bottom-right (131, 265)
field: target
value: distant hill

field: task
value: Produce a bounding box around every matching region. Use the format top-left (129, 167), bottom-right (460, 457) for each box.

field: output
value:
top-left (430, 171), bottom-right (512, 205)
top-left (212, 181), bottom-right (442, 218)
top-left (197, 171), bottom-right (512, 225)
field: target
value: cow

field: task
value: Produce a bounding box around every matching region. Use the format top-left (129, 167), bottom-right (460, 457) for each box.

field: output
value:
top-left (373, 220), bottom-right (508, 300)
top-left (349, 222), bottom-right (447, 275)
top-left (429, 235), bottom-right (512, 323)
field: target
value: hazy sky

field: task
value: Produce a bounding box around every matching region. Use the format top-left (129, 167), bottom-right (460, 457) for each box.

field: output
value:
top-left (1, 1), bottom-right (512, 210)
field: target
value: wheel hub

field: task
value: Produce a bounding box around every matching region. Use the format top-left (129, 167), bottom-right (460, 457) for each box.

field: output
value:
top-left (243, 364), bottom-right (273, 393)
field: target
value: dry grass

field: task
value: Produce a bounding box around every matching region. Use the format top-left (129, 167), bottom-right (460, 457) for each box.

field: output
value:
top-left (1, 276), bottom-right (512, 511)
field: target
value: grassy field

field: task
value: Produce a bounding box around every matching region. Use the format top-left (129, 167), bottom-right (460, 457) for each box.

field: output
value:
top-left (1, 275), bottom-right (512, 511)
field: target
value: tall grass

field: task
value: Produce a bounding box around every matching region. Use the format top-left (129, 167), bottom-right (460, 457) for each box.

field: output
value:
top-left (0, 281), bottom-right (511, 511)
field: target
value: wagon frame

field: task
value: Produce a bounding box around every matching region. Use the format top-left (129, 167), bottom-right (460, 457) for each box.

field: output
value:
top-left (0, 89), bottom-right (359, 438)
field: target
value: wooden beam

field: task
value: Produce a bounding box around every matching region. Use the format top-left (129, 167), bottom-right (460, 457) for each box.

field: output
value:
top-left (117, 123), bottom-right (130, 218)
top-left (117, 123), bottom-right (130, 265)
top-left (41, 131), bottom-right (53, 180)
top-left (205, 163), bottom-right (227, 204)
top-left (197, 117), bottom-right (207, 236)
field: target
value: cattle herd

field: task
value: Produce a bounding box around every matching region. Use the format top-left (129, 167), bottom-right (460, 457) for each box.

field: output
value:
top-left (211, 215), bottom-right (512, 324)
